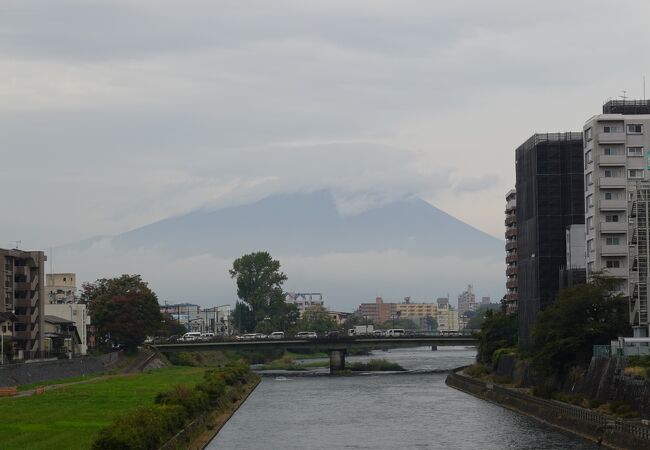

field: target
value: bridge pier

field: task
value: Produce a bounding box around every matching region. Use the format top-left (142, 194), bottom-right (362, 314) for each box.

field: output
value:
top-left (328, 349), bottom-right (347, 374)
top-left (431, 345), bottom-right (438, 351)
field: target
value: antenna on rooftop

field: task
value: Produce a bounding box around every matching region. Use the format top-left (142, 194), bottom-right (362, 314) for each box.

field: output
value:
top-left (620, 90), bottom-right (628, 101)
top-left (644, 75), bottom-right (646, 101)
top-left (11, 241), bottom-right (21, 250)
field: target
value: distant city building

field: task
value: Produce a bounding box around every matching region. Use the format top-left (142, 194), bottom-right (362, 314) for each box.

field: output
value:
top-left (46, 273), bottom-right (77, 304)
top-left (327, 310), bottom-right (351, 325)
top-left (436, 297), bottom-right (449, 308)
top-left (516, 132), bottom-right (584, 346)
top-left (481, 296), bottom-right (491, 305)
top-left (437, 303), bottom-right (459, 333)
top-left (356, 297), bottom-right (396, 324)
top-left (504, 189), bottom-right (518, 315)
top-left (584, 100), bottom-right (650, 337)
top-left (457, 285), bottom-right (478, 317)
top-left (396, 301), bottom-right (437, 320)
top-left (0, 248), bottom-right (47, 359)
top-left (285, 292), bottom-right (324, 316)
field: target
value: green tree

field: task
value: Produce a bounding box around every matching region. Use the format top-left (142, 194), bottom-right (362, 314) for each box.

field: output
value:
top-left (84, 275), bottom-right (162, 351)
top-left (530, 276), bottom-right (631, 376)
top-left (477, 310), bottom-right (517, 365)
top-left (299, 306), bottom-right (337, 333)
top-left (231, 302), bottom-right (256, 333)
top-left (425, 315), bottom-right (438, 331)
top-left (159, 313), bottom-right (186, 337)
top-left (229, 252), bottom-right (288, 330)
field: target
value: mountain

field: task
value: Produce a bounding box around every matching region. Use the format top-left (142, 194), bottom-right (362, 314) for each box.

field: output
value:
top-left (105, 190), bottom-right (503, 258)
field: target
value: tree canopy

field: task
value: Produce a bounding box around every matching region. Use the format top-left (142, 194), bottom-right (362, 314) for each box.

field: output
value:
top-left (83, 274), bottom-right (162, 351)
top-left (229, 252), bottom-right (297, 333)
top-left (477, 310), bottom-right (517, 365)
top-left (298, 306), bottom-right (337, 333)
top-left (530, 276), bottom-right (630, 375)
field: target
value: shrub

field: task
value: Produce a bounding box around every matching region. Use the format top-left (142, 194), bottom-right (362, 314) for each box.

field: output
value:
top-left (464, 364), bottom-right (489, 379)
top-left (155, 384), bottom-right (209, 418)
top-left (532, 384), bottom-right (555, 399)
top-left (92, 405), bottom-right (186, 450)
top-left (623, 366), bottom-right (647, 378)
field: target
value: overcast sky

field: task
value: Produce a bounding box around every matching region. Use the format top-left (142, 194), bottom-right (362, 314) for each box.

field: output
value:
top-left (2, 1), bottom-right (649, 305)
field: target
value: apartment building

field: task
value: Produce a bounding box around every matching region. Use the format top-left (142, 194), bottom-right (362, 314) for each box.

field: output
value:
top-left (516, 133), bottom-right (585, 346)
top-left (356, 297), bottom-right (396, 324)
top-left (0, 248), bottom-right (47, 359)
top-left (285, 292), bottom-right (324, 316)
top-left (584, 100), bottom-right (650, 336)
top-left (504, 189), bottom-right (519, 314)
top-left (437, 304), bottom-right (459, 333)
top-left (457, 285), bottom-right (478, 317)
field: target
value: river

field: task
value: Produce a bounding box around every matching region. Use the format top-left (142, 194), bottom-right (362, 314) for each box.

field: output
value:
top-left (207, 347), bottom-right (599, 449)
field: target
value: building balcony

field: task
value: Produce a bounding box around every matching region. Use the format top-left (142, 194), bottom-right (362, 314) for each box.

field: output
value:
top-left (601, 244), bottom-right (628, 256)
top-left (13, 330), bottom-right (31, 341)
top-left (14, 282), bottom-right (31, 292)
top-left (598, 155), bottom-right (627, 166)
top-left (505, 229), bottom-right (518, 239)
top-left (506, 267), bottom-right (518, 277)
top-left (506, 280), bottom-right (518, 289)
top-left (505, 216), bottom-right (516, 226)
top-left (505, 241), bottom-right (517, 251)
top-left (506, 254), bottom-right (518, 264)
top-left (598, 132), bottom-right (626, 144)
top-left (598, 177), bottom-right (626, 188)
top-left (13, 266), bottom-right (29, 277)
top-left (600, 222), bottom-right (627, 233)
top-left (599, 199), bottom-right (627, 211)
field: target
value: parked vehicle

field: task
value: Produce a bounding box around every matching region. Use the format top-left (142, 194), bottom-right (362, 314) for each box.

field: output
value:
top-left (348, 325), bottom-right (374, 336)
top-left (255, 333), bottom-right (267, 339)
top-left (373, 330), bottom-right (385, 337)
top-left (326, 330), bottom-right (339, 338)
top-left (200, 332), bottom-right (215, 340)
top-left (182, 332), bottom-right (201, 341)
top-left (386, 328), bottom-right (405, 337)
top-left (296, 331), bottom-right (318, 339)
top-left (269, 331), bottom-right (285, 339)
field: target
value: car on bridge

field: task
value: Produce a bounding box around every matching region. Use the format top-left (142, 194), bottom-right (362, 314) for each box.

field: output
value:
top-left (295, 331), bottom-right (318, 339)
top-left (269, 331), bottom-right (285, 339)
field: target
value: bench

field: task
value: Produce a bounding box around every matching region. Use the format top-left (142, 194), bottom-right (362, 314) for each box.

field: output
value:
top-left (0, 387), bottom-right (17, 397)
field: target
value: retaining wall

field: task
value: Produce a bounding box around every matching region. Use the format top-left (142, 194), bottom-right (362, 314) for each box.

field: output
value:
top-left (446, 371), bottom-right (650, 450)
top-left (0, 352), bottom-right (124, 387)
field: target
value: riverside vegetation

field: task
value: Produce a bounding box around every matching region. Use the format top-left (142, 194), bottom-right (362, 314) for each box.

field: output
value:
top-left (470, 275), bottom-right (641, 418)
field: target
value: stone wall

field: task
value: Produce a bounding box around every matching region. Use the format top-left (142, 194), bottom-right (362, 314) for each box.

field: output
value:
top-left (0, 351), bottom-right (124, 387)
top-left (446, 371), bottom-right (650, 450)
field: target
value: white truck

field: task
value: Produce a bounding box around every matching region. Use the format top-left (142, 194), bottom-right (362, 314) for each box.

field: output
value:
top-left (348, 325), bottom-right (374, 336)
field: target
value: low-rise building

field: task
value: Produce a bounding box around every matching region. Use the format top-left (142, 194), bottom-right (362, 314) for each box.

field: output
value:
top-left (43, 315), bottom-right (81, 357)
top-left (356, 297), bottom-right (396, 324)
top-left (44, 302), bottom-right (90, 355)
top-left (327, 310), bottom-right (351, 325)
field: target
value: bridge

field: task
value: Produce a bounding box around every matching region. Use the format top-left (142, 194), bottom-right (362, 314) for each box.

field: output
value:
top-left (153, 336), bottom-right (478, 373)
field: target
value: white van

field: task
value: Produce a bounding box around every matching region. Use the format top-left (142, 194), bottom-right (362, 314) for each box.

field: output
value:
top-left (200, 332), bottom-right (215, 340)
top-left (386, 329), bottom-right (405, 337)
top-left (269, 331), bottom-right (285, 339)
top-left (182, 332), bottom-right (201, 341)
top-left (296, 331), bottom-right (318, 339)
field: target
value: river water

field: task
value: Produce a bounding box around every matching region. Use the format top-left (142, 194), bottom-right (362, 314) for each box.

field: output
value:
top-left (207, 347), bottom-right (599, 450)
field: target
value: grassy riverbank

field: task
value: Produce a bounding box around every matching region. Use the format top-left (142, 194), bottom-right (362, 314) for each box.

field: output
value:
top-left (0, 366), bottom-right (207, 450)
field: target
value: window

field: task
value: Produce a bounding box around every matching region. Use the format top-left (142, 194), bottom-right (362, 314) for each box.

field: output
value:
top-left (606, 260), bottom-right (621, 268)
top-left (587, 217), bottom-right (594, 230)
top-left (585, 127), bottom-right (592, 141)
top-left (585, 150), bottom-right (592, 166)
top-left (627, 147), bottom-right (644, 156)
top-left (604, 191), bottom-right (621, 200)
top-left (605, 214), bottom-right (619, 222)
top-left (628, 169), bottom-right (644, 179)
top-left (587, 239), bottom-right (594, 253)
top-left (604, 125), bottom-right (623, 133)
top-left (586, 172), bottom-right (593, 187)
top-left (604, 169), bottom-right (614, 178)
top-left (587, 261), bottom-right (594, 275)
top-left (606, 237), bottom-right (620, 245)
top-left (627, 124), bottom-right (643, 134)
top-left (586, 194), bottom-right (593, 211)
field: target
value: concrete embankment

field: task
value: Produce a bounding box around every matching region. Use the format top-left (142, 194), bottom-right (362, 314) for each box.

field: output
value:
top-left (0, 351), bottom-right (124, 387)
top-left (446, 371), bottom-right (650, 450)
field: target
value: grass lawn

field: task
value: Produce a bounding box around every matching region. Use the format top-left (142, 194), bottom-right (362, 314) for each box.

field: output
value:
top-left (0, 366), bottom-right (206, 450)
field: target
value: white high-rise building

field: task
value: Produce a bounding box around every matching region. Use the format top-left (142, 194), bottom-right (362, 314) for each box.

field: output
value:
top-left (584, 100), bottom-right (650, 336)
